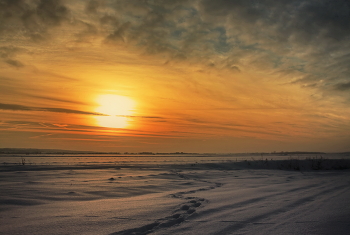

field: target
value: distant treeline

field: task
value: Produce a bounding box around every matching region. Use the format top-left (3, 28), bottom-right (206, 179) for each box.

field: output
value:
top-left (0, 148), bottom-right (97, 154)
top-left (1, 148), bottom-right (348, 155)
top-left (270, 151), bottom-right (326, 155)
top-left (0, 148), bottom-right (195, 155)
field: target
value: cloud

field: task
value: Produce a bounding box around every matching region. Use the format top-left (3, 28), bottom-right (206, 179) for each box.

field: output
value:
top-left (5, 59), bottom-right (24, 68)
top-left (334, 82), bottom-right (350, 91)
top-left (296, 1), bottom-right (350, 41)
top-left (2, 0), bottom-right (349, 80)
top-left (42, 107), bottom-right (103, 115)
top-left (0, 102), bottom-right (167, 120)
top-left (85, 0), bottom-right (102, 14)
top-left (27, 95), bottom-right (88, 105)
top-left (199, 0), bottom-right (350, 42)
top-left (104, 22), bottom-right (131, 43)
top-left (0, 103), bottom-right (32, 111)
top-left (2, 0), bottom-right (350, 107)
top-left (0, 102), bottom-right (105, 116)
top-left (0, 0), bottom-right (70, 41)
top-left (92, 0), bottom-right (349, 83)
top-left (196, 0), bottom-right (350, 96)
top-left (0, 46), bottom-right (25, 67)
top-left (73, 21), bottom-right (99, 44)
top-left (36, 0), bottom-right (69, 26)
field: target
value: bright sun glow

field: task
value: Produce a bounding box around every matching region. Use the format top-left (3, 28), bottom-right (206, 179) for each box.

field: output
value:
top-left (95, 94), bottom-right (135, 128)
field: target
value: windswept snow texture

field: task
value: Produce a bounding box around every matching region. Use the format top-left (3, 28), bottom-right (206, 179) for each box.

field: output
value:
top-left (0, 159), bottom-right (349, 235)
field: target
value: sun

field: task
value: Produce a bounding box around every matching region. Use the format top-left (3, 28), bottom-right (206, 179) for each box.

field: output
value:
top-left (94, 94), bottom-right (135, 128)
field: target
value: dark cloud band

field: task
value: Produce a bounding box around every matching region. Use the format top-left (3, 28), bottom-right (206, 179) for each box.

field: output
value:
top-left (0, 102), bottom-right (105, 116)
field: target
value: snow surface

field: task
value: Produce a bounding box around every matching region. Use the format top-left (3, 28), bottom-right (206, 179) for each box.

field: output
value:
top-left (1, 158), bottom-right (349, 234)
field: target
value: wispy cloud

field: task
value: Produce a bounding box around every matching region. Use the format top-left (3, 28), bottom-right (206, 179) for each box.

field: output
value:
top-left (0, 46), bottom-right (25, 68)
top-left (0, 0), bottom-right (70, 42)
top-left (0, 102), bottom-right (166, 120)
top-left (71, 0), bottom-right (350, 101)
top-left (334, 81), bottom-right (350, 91)
top-left (0, 102), bottom-right (104, 116)
top-left (27, 94), bottom-right (89, 105)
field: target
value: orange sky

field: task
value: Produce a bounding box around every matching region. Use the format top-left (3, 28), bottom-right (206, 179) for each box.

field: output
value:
top-left (1, 0), bottom-right (350, 153)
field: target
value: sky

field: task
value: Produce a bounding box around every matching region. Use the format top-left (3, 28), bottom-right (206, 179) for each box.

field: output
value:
top-left (1, 0), bottom-right (350, 153)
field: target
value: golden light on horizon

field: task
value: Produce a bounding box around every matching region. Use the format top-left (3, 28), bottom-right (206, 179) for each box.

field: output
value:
top-left (95, 94), bottom-right (136, 129)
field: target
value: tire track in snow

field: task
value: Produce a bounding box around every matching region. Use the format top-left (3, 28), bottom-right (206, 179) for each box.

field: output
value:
top-left (259, 183), bottom-right (350, 235)
top-left (214, 181), bottom-right (349, 234)
top-left (109, 170), bottom-right (223, 235)
top-left (189, 180), bottom-right (329, 221)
